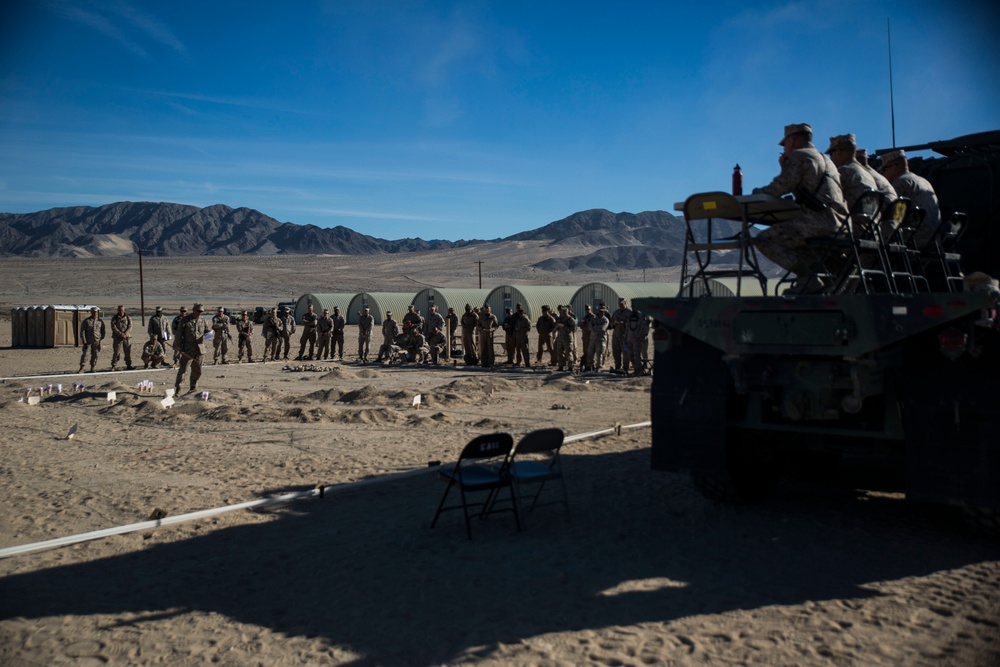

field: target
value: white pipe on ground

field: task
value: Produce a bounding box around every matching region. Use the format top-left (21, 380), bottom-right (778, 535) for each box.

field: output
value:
top-left (0, 421), bottom-right (652, 559)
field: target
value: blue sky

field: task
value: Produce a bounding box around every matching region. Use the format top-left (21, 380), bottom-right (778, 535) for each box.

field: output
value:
top-left (1, 0), bottom-right (998, 241)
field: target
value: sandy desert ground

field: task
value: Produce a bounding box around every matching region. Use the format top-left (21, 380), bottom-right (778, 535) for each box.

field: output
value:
top-left (0, 254), bottom-right (998, 666)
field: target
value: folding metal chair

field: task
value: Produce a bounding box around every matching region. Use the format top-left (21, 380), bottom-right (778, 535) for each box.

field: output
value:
top-left (507, 428), bottom-right (569, 523)
top-left (680, 192), bottom-right (767, 297)
top-left (430, 433), bottom-right (520, 539)
top-left (806, 189), bottom-right (894, 294)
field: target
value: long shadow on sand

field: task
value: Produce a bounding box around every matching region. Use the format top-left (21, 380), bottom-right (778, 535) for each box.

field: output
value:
top-left (1, 445), bottom-right (998, 665)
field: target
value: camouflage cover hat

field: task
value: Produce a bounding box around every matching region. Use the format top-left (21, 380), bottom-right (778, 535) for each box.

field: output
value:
top-left (90, 306), bottom-right (99, 312)
top-left (825, 133), bottom-right (856, 154)
top-left (179, 306), bottom-right (187, 312)
top-left (193, 303), bottom-right (204, 312)
top-left (217, 306), bottom-right (224, 312)
top-left (779, 123), bottom-right (812, 145)
top-left (881, 149), bottom-right (906, 168)
top-left (155, 306), bottom-right (162, 312)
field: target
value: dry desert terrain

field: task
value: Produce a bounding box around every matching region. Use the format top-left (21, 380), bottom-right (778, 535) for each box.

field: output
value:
top-left (0, 253), bottom-right (997, 666)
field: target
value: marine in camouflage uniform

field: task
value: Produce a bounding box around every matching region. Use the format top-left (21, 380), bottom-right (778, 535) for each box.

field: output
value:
top-left (357, 307), bottom-right (374, 362)
top-left (141, 334), bottom-right (166, 368)
top-left (609, 299), bottom-right (631, 373)
top-left (426, 326), bottom-right (446, 364)
top-left (535, 306), bottom-right (557, 365)
top-left (460, 304), bottom-right (479, 365)
top-left (331, 307), bottom-right (346, 360)
top-left (175, 303), bottom-right (208, 395)
top-left (279, 307), bottom-right (296, 360)
top-left (147, 306), bottom-right (169, 348)
top-left (235, 310), bottom-right (254, 362)
top-left (856, 149), bottom-right (897, 199)
top-left (881, 148), bottom-right (941, 248)
top-left (316, 309), bottom-right (334, 360)
top-left (423, 306), bottom-right (445, 337)
top-left (402, 305), bottom-right (423, 334)
top-left (580, 305), bottom-right (594, 371)
top-left (752, 123), bottom-right (849, 279)
top-left (376, 311), bottom-right (399, 362)
top-left (553, 306), bottom-right (577, 371)
top-left (826, 134), bottom-right (877, 217)
top-left (110, 305), bottom-right (134, 371)
top-left (478, 305), bottom-right (498, 368)
top-left (501, 307), bottom-right (516, 364)
top-left (625, 307), bottom-right (650, 375)
top-left (211, 307), bottom-right (231, 364)
top-left (170, 306), bottom-right (188, 363)
top-left (297, 304), bottom-right (318, 360)
top-left (78, 307), bottom-right (106, 373)
top-left (512, 305), bottom-right (531, 368)
top-left (262, 308), bottom-right (281, 361)
top-left (587, 307), bottom-right (610, 371)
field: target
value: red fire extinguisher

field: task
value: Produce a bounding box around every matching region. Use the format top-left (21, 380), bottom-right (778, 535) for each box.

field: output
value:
top-left (732, 164), bottom-right (743, 196)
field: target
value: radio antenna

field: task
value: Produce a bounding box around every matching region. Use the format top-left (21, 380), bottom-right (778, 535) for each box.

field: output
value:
top-left (887, 18), bottom-right (896, 147)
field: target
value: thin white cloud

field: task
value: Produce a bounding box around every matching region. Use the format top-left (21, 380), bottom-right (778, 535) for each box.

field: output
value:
top-left (43, 0), bottom-right (188, 59)
top-left (46, 1), bottom-right (147, 56)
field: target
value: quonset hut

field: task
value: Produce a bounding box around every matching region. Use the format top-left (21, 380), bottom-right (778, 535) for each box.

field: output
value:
top-left (483, 285), bottom-right (579, 321)
top-left (345, 292), bottom-right (414, 325)
top-left (569, 282), bottom-right (679, 316)
top-left (411, 288), bottom-right (491, 319)
top-left (294, 293), bottom-right (354, 323)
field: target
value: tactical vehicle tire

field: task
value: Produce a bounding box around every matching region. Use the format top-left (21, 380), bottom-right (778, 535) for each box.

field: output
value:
top-left (962, 506), bottom-right (1000, 537)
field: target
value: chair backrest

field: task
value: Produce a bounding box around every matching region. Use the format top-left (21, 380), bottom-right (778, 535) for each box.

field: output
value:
top-left (883, 197), bottom-right (912, 244)
top-left (459, 432), bottom-right (514, 462)
top-left (850, 189), bottom-right (885, 221)
top-left (683, 192), bottom-right (742, 222)
top-left (514, 428), bottom-right (564, 456)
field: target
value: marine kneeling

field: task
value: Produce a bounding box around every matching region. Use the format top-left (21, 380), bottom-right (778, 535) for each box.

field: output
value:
top-left (142, 333), bottom-right (167, 368)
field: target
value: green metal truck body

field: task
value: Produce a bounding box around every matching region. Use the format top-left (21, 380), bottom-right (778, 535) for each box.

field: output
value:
top-left (635, 131), bottom-right (1000, 522)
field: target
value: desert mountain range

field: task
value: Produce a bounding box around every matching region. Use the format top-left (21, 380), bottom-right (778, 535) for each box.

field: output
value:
top-left (0, 201), bottom-right (743, 271)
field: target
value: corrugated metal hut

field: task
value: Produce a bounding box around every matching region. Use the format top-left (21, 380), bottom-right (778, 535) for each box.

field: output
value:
top-left (294, 293), bottom-right (354, 323)
top-left (681, 276), bottom-right (770, 297)
top-left (345, 292), bottom-right (414, 325)
top-left (483, 285), bottom-right (579, 321)
top-left (570, 282), bottom-right (680, 316)
top-left (10, 305), bottom-right (101, 348)
top-left (411, 288), bottom-right (491, 319)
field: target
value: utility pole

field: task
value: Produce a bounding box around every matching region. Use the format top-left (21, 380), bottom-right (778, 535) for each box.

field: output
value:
top-left (476, 261), bottom-right (483, 289)
top-left (138, 248), bottom-right (146, 325)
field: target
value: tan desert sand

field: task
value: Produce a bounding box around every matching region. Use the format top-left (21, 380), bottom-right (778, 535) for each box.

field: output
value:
top-left (0, 255), bottom-right (998, 666)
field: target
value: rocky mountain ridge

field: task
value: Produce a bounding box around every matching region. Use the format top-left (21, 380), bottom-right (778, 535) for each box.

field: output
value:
top-left (0, 201), bottom-right (743, 271)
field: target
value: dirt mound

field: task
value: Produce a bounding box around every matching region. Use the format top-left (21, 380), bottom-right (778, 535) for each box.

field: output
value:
top-left (338, 385), bottom-right (398, 406)
top-left (320, 368), bottom-right (356, 381)
top-left (341, 408), bottom-right (403, 425)
top-left (354, 369), bottom-right (384, 379)
top-left (407, 411), bottom-right (455, 427)
top-left (296, 388), bottom-right (344, 403)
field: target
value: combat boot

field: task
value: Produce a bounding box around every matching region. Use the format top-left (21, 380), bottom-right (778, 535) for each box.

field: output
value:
top-left (174, 384), bottom-right (181, 396)
top-left (77, 365), bottom-right (85, 374)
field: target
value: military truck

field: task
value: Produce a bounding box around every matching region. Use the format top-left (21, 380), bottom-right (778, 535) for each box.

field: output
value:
top-left (635, 131), bottom-right (1000, 533)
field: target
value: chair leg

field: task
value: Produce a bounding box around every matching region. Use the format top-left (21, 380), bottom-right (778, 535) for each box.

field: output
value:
top-left (459, 486), bottom-right (473, 540)
top-left (430, 479), bottom-right (456, 529)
